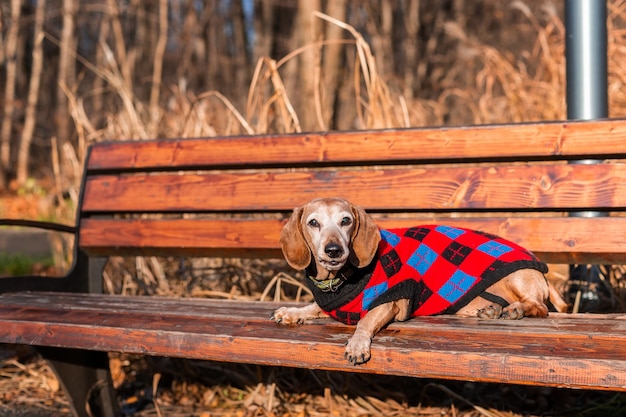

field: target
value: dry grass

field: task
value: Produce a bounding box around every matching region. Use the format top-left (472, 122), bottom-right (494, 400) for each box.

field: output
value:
top-left (432, 2), bottom-right (565, 124)
top-left (0, 348), bottom-right (71, 416)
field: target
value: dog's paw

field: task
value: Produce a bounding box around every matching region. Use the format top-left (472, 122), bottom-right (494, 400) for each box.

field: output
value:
top-left (344, 333), bottom-right (372, 365)
top-left (501, 303), bottom-right (525, 320)
top-left (477, 304), bottom-right (502, 319)
top-left (270, 306), bottom-right (308, 325)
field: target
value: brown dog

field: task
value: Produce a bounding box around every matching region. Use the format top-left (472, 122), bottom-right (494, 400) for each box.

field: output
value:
top-left (271, 197), bottom-right (567, 365)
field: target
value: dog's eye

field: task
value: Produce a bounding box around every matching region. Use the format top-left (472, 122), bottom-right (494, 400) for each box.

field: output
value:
top-left (308, 219), bottom-right (320, 228)
top-left (341, 217), bottom-right (352, 226)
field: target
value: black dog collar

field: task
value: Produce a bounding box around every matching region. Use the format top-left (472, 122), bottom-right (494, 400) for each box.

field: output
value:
top-left (306, 265), bottom-right (354, 292)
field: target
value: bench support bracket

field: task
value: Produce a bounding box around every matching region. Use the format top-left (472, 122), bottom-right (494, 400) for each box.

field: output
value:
top-left (38, 346), bottom-right (120, 417)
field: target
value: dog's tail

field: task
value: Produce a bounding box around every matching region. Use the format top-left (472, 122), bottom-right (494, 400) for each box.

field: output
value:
top-left (548, 282), bottom-right (569, 313)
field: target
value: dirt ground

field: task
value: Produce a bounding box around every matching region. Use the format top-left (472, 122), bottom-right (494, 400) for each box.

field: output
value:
top-left (0, 405), bottom-right (70, 417)
top-left (0, 346), bottom-right (72, 417)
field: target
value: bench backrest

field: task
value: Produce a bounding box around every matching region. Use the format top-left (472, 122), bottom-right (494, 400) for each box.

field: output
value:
top-left (78, 119), bottom-right (626, 265)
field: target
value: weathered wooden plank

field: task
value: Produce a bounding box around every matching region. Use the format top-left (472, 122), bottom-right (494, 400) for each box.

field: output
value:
top-left (3, 292), bottom-right (625, 335)
top-left (9, 317), bottom-right (624, 390)
top-left (4, 307), bottom-right (624, 360)
top-left (78, 216), bottom-right (626, 264)
top-left (3, 291), bottom-right (625, 322)
top-left (78, 218), bottom-right (284, 258)
top-left (86, 119), bottom-right (626, 170)
top-left (81, 163), bottom-right (626, 213)
top-left (1, 293), bottom-right (625, 391)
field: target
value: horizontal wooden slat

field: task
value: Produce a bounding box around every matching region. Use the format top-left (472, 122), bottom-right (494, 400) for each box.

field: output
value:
top-left (86, 119), bottom-right (626, 171)
top-left (1, 292), bottom-right (625, 391)
top-left (78, 217), bottom-right (626, 264)
top-left (81, 163), bottom-right (626, 213)
top-left (79, 218), bottom-right (284, 258)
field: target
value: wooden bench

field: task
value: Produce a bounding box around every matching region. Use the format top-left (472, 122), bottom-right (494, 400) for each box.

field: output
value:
top-left (2, 118), bottom-right (626, 417)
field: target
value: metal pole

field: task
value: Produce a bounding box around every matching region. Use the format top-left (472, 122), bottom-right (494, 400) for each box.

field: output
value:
top-left (566, 0), bottom-right (607, 214)
top-left (566, 0), bottom-right (608, 120)
top-left (565, 0), bottom-right (609, 313)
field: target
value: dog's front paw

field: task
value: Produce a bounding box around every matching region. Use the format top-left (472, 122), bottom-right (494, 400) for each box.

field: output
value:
top-left (270, 306), bottom-right (310, 325)
top-left (270, 306), bottom-right (304, 324)
top-left (344, 332), bottom-right (372, 365)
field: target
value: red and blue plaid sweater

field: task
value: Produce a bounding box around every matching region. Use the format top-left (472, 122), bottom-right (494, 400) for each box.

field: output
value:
top-left (306, 225), bottom-right (548, 325)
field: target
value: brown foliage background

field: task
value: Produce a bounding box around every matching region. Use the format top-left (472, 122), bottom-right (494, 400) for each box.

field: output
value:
top-left (3, 1), bottom-right (626, 416)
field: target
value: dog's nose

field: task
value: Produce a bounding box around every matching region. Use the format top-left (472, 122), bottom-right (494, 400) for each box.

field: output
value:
top-left (325, 243), bottom-right (343, 258)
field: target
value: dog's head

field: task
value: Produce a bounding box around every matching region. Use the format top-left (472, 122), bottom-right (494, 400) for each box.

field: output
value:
top-left (280, 198), bottom-right (381, 282)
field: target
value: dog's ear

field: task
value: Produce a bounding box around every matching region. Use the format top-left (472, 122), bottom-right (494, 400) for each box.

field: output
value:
top-left (280, 206), bottom-right (312, 270)
top-left (349, 204), bottom-right (381, 268)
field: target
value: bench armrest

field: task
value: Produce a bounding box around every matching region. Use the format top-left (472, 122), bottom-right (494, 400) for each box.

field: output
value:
top-left (0, 218), bottom-right (76, 234)
top-left (0, 218), bottom-right (82, 293)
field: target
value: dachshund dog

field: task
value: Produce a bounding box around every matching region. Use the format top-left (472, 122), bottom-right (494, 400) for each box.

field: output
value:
top-left (271, 197), bottom-right (567, 365)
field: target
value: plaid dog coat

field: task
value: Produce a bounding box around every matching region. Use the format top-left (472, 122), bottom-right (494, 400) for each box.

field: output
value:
top-left (306, 225), bottom-right (548, 325)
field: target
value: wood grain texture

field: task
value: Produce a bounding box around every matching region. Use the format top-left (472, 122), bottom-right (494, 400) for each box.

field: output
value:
top-left (86, 119), bottom-right (626, 170)
top-left (1, 292), bottom-right (625, 391)
top-left (81, 163), bottom-right (626, 212)
top-left (78, 217), bottom-right (626, 264)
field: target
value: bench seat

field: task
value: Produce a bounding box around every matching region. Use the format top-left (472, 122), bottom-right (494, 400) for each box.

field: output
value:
top-left (2, 291), bottom-right (626, 391)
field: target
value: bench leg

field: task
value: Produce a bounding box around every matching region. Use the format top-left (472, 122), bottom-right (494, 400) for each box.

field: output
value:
top-left (37, 347), bottom-right (120, 417)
